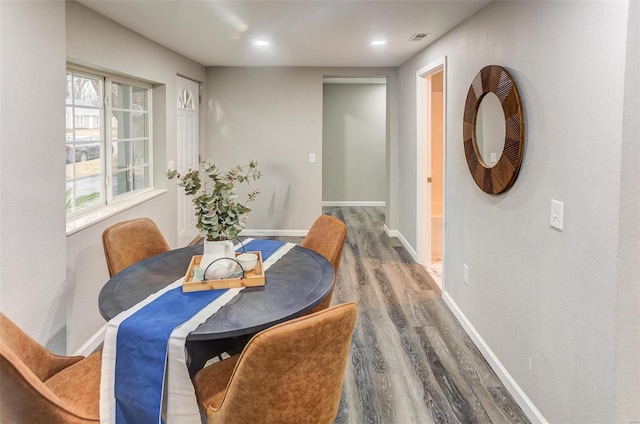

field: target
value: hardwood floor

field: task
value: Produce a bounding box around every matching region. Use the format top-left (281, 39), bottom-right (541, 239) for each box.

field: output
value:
top-left (312, 206), bottom-right (530, 424)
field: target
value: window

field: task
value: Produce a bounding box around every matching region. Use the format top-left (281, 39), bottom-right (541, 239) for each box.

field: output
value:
top-left (66, 67), bottom-right (152, 216)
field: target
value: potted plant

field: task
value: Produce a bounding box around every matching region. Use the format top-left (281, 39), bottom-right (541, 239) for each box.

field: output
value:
top-left (167, 160), bottom-right (262, 278)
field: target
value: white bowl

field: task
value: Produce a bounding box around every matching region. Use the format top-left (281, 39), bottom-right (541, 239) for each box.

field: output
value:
top-left (237, 253), bottom-right (258, 272)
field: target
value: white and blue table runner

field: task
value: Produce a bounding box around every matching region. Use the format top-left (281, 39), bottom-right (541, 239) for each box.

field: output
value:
top-left (100, 239), bottom-right (293, 424)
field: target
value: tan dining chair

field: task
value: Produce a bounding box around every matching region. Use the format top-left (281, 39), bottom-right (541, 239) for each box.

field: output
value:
top-left (194, 302), bottom-right (357, 424)
top-left (102, 217), bottom-right (170, 277)
top-left (301, 215), bottom-right (347, 312)
top-left (0, 313), bottom-right (102, 423)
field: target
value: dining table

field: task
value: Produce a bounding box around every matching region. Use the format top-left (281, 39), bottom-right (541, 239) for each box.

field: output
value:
top-left (98, 239), bottom-right (335, 374)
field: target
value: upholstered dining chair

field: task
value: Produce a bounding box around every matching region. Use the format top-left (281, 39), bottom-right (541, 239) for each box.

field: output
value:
top-left (0, 313), bottom-right (102, 423)
top-left (301, 215), bottom-right (347, 312)
top-left (102, 217), bottom-right (170, 277)
top-left (194, 302), bottom-right (356, 424)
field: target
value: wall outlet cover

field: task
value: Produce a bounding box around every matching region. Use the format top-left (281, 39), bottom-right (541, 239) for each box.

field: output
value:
top-left (550, 199), bottom-right (564, 230)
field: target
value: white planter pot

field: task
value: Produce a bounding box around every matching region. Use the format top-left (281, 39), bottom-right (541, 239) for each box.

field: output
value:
top-left (201, 240), bottom-right (236, 279)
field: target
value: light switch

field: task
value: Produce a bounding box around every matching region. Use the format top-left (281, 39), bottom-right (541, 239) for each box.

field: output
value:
top-left (490, 152), bottom-right (497, 163)
top-left (309, 153), bottom-right (316, 163)
top-left (550, 199), bottom-right (564, 230)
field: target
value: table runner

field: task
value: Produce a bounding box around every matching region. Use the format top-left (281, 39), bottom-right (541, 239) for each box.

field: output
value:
top-left (100, 239), bottom-right (293, 424)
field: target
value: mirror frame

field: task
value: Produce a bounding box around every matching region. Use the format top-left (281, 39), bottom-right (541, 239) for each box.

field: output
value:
top-left (463, 65), bottom-right (524, 194)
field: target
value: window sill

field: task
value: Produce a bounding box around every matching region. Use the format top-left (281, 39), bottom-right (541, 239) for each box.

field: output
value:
top-left (66, 189), bottom-right (167, 236)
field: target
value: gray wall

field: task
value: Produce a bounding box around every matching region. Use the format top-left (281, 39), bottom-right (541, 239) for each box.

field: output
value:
top-left (0, 1), bottom-right (67, 353)
top-left (397, 1), bottom-right (637, 422)
top-left (0, 1), bottom-right (206, 354)
top-left (64, 1), bottom-right (206, 353)
top-left (615, 1), bottom-right (639, 420)
top-left (204, 67), bottom-right (397, 233)
top-left (322, 83), bottom-right (386, 203)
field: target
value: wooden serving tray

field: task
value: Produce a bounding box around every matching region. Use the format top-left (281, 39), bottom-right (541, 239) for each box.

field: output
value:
top-left (182, 251), bottom-right (265, 292)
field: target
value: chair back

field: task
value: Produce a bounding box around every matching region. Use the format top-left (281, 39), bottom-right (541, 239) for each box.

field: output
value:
top-left (0, 313), bottom-right (99, 423)
top-left (301, 215), bottom-right (347, 273)
top-left (204, 303), bottom-right (357, 424)
top-left (102, 218), bottom-right (170, 277)
top-left (301, 215), bottom-right (347, 311)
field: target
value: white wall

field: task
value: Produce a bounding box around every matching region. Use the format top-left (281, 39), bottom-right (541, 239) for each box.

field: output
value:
top-left (322, 83), bottom-right (386, 203)
top-left (64, 1), bottom-right (206, 353)
top-left (397, 1), bottom-right (637, 422)
top-left (204, 67), bottom-right (397, 233)
top-left (0, 1), bottom-right (67, 353)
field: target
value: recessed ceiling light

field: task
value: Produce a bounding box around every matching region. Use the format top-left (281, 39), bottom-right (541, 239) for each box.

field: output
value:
top-left (371, 40), bottom-right (387, 46)
top-left (254, 40), bottom-right (270, 47)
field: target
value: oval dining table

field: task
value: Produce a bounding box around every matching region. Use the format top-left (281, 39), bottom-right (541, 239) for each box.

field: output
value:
top-left (98, 241), bottom-right (334, 374)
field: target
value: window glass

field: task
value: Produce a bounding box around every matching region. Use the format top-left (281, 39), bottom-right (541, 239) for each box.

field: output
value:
top-left (109, 81), bottom-right (150, 198)
top-left (66, 67), bottom-right (152, 217)
top-left (132, 86), bottom-right (147, 109)
top-left (132, 113), bottom-right (147, 139)
top-left (111, 82), bottom-right (131, 109)
top-left (178, 88), bottom-right (194, 110)
top-left (65, 71), bottom-right (104, 214)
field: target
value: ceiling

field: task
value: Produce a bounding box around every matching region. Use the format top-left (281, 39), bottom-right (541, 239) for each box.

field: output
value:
top-left (77, 1), bottom-right (491, 67)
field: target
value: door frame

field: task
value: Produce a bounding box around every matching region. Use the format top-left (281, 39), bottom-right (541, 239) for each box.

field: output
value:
top-left (416, 56), bottom-right (447, 288)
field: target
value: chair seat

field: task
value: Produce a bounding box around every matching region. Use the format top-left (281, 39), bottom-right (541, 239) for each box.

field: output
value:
top-left (194, 354), bottom-right (240, 410)
top-left (44, 350), bottom-right (102, 419)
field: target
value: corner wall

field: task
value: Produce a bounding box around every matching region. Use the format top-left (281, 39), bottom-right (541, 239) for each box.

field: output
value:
top-left (398, 1), bottom-right (633, 422)
top-left (0, 1), bottom-right (67, 353)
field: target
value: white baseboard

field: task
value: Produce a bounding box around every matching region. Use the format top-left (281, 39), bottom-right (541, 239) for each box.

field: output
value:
top-left (73, 324), bottom-right (107, 356)
top-left (240, 229), bottom-right (308, 237)
top-left (442, 292), bottom-right (547, 424)
top-left (322, 201), bottom-right (385, 207)
top-left (383, 225), bottom-right (418, 261)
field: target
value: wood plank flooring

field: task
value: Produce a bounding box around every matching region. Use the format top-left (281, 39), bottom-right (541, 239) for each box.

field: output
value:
top-left (314, 206), bottom-right (530, 424)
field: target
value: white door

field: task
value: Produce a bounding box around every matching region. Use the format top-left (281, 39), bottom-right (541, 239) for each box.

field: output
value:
top-left (176, 76), bottom-right (200, 246)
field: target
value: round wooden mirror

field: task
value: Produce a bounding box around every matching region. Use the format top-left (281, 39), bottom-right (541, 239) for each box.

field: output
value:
top-left (463, 65), bottom-right (524, 194)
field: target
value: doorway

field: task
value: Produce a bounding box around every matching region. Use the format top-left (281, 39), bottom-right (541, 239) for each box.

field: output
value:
top-left (321, 77), bottom-right (387, 208)
top-left (416, 58), bottom-right (446, 290)
top-left (176, 76), bottom-right (200, 246)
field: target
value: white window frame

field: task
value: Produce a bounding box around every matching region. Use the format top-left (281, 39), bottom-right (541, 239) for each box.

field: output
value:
top-left (66, 64), bottom-right (157, 227)
top-left (104, 76), bottom-right (154, 205)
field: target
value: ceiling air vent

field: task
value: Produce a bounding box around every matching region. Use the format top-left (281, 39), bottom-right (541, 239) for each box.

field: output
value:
top-left (408, 33), bottom-right (429, 42)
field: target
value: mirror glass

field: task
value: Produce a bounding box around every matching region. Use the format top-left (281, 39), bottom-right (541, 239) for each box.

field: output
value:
top-left (475, 92), bottom-right (506, 168)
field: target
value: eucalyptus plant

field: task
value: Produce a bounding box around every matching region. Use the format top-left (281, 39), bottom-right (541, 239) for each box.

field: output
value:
top-left (167, 160), bottom-right (262, 241)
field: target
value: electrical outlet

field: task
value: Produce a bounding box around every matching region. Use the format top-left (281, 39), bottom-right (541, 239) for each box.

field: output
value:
top-left (463, 264), bottom-right (469, 285)
top-left (550, 199), bottom-right (564, 230)
top-left (490, 152), bottom-right (497, 163)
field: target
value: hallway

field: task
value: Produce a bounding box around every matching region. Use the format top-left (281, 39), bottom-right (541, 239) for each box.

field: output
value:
top-left (323, 206), bottom-right (529, 423)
